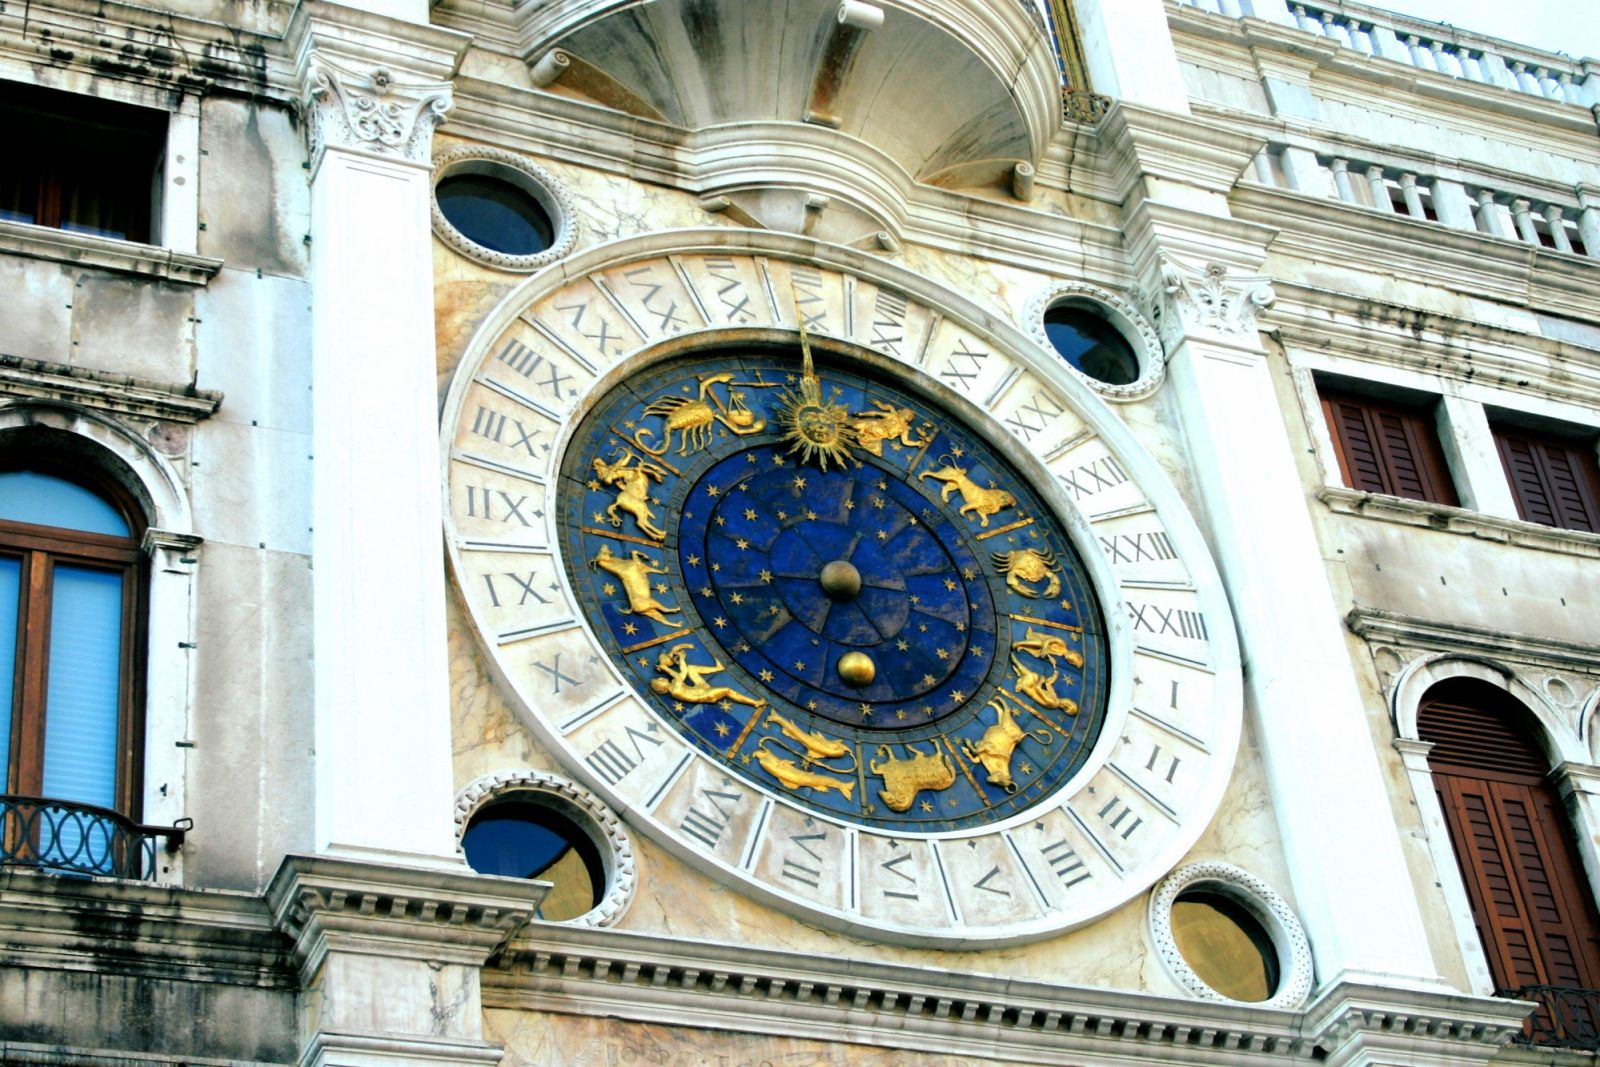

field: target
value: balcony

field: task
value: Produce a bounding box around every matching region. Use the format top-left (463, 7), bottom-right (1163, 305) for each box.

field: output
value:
top-left (1503, 985), bottom-right (1600, 1052)
top-left (0, 795), bottom-right (188, 881)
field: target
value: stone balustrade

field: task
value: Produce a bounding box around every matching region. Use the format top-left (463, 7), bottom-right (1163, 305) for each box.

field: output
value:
top-left (1248, 147), bottom-right (1600, 259)
top-left (1174, 0), bottom-right (1600, 108)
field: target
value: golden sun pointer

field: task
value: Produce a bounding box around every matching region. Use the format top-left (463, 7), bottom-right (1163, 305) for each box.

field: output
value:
top-left (778, 282), bottom-right (857, 470)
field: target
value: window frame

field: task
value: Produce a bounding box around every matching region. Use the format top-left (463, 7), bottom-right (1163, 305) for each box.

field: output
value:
top-left (1318, 383), bottom-right (1460, 506)
top-left (0, 458), bottom-right (149, 819)
top-left (1491, 422), bottom-right (1600, 534)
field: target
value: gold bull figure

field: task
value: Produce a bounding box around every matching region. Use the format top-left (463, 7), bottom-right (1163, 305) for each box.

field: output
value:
top-left (869, 742), bottom-right (956, 813)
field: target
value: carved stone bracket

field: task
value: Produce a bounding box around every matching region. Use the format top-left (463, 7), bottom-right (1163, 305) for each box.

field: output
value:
top-left (301, 55), bottom-right (453, 171)
top-left (1146, 256), bottom-right (1276, 349)
top-left (265, 853), bottom-right (545, 986)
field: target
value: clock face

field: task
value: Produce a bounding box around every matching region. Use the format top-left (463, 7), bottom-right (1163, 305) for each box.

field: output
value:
top-left (560, 351), bottom-right (1110, 834)
top-left (442, 246), bottom-right (1240, 945)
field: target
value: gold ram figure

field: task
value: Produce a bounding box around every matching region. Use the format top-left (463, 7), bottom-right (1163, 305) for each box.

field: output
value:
top-left (869, 742), bottom-right (956, 813)
top-left (918, 459), bottom-right (1016, 527)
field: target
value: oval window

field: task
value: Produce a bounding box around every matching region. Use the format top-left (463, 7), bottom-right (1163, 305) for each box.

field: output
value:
top-left (1043, 306), bottom-right (1140, 386)
top-left (461, 798), bottom-right (606, 921)
top-left (1170, 889), bottom-right (1280, 1002)
top-left (435, 172), bottom-right (555, 257)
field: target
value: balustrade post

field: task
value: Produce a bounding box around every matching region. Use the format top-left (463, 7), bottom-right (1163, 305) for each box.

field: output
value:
top-left (1281, 146), bottom-right (1336, 198)
top-left (1474, 189), bottom-right (1508, 238)
top-left (1217, 0), bottom-right (1243, 18)
top-left (1367, 24), bottom-right (1410, 64)
top-left (1251, 149), bottom-right (1276, 184)
top-left (1240, 0), bottom-right (1295, 25)
top-left (1399, 173), bottom-right (1426, 218)
top-left (1511, 198), bottom-right (1540, 244)
top-left (1364, 166), bottom-right (1389, 211)
top-left (1480, 53), bottom-right (1515, 90)
top-left (1329, 158), bottom-right (1355, 203)
top-left (1544, 205), bottom-right (1574, 253)
top-left (1575, 185), bottom-right (1600, 258)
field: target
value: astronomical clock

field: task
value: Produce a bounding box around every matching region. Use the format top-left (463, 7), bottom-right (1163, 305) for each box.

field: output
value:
top-left (442, 242), bottom-right (1241, 947)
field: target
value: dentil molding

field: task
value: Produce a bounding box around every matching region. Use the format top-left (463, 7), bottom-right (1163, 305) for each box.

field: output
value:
top-left (301, 55), bottom-right (453, 171)
top-left (1147, 256), bottom-right (1276, 349)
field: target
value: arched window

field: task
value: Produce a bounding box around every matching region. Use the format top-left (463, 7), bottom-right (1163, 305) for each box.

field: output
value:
top-left (0, 459), bottom-right (147, 873)
top-left (1420, 678), bottom-right (1600, 1046)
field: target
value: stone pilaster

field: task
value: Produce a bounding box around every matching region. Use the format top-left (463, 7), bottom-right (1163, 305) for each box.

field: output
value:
top-left (292, 4), bottom-right (470, 868)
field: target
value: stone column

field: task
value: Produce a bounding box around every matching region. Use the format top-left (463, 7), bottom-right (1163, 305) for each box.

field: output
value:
top-left (294, 9), bottom-right (469, 868)
top-left (1149, 256), bottom-right (1444, 993)
top-left (1436, 394), bottom-right (1519, 520)
top-left (1553, 763), bottom-right (1600, 913)
top-left (1577, 184), bottom-right (1600, 258)
top-left (1072, 0), bottom-right (1192, 113)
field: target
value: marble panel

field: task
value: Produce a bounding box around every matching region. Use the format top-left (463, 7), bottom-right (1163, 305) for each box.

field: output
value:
top-left (194, 266), bottom-right (312, 433)
top-left (191, 418), bottom-right (313, 554)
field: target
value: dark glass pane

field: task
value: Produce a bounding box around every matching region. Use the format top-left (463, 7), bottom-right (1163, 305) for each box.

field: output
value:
top-left (436, 174), bottom-right (554, 256)
top-left (462, 800), bottom-right (604, 920)
top-left (1172, 890), bottom-right (1280, 1002)
top-left (1043, 307), bottom-right (1140, 386)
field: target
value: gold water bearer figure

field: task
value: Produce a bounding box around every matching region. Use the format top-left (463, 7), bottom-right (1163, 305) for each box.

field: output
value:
top-left (869, 742), bottom-right (956, 813)
top-left (849, 400), bottom-right (928, 457)
top-left (961, 697), bottom-right (1051, 792)
top-left (992, 548), bottom-right (1062, 599)
top-left (632, 372), bottom-right (767, 457)
top-left (589, 544), bottom-right (681, 625)
top-left (919, 458), bottom-right (1016, 527)
top-left (592, 448), bottom-right (668, 541)
top-left (649, 643), bottom-right (767, 710)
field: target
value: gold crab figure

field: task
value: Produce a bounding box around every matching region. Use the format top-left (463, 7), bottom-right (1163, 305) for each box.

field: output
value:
top-left (591, 448), bottom-right (668, 541)
top-left (649, 643), bottom-right (767, 710)
top-left (992, 547), bottom-right (1062, 599)
top-left (631, 372), bottom-right (767, 457)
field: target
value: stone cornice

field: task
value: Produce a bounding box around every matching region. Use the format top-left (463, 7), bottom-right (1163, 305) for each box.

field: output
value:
top-left (1347, 605), bottom-right (1600, 674)
top-left (1097, 102), bottom-right (1269, 203)
top-left (486, 924), bottom-right (1530, 1063)
top-left (264, 854), bottom-right (545, 987)
top-left (0, 867), bottom-right (294, 989)
top-left (0, 221), bottom-right (223, 287)
top-left (1321, 487), bottom-right (1600, 562)
top-left (487, 922), bottom-right (1318, 1063)
top-left (0, 0), bottom-right (296, 99)
top-left (0, 355), bottom-right (224, 425)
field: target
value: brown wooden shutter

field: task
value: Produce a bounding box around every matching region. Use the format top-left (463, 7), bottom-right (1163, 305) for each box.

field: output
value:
top-left (1420, 681), bottom-right (1600, 1029)
top-left (1319, 387), bottom-right (1458, 505)
top-left (1494, 425), bottom-right (1600, 533)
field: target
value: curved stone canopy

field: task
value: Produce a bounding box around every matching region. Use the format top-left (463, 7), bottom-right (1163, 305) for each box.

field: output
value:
top-left (526, 0), bottom-right (1061, 187)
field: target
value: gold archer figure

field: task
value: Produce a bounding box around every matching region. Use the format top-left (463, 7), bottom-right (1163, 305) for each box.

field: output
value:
top-left (649, 643), bottom-right (767, 710)
top-left (588, 544), bottom-right (681, 625)
top-left (592, 448), bottom-right (668, 541)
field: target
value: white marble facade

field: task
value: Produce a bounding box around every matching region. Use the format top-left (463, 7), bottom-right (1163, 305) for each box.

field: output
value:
top-left (1, 0), bottom-right (1597, 1064)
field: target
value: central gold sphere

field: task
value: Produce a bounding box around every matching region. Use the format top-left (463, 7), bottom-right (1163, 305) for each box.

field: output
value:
top-left (837, 651), bottom-right (876, 688)
top-left (819, 559), bottom-right (862, 601)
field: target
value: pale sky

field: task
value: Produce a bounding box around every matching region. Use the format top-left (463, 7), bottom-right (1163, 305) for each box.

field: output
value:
top-left (1378, 1), bottom-right (1600, 64)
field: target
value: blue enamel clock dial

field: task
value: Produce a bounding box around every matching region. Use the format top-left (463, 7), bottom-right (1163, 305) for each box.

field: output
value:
top-left (561, 351), bottom-right (1108, 833)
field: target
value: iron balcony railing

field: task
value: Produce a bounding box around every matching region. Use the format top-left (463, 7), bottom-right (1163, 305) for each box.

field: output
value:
top-left (1503, 984), bottom-right (1600, 1051)
top-left (0, 794), bottom-right (189, 881)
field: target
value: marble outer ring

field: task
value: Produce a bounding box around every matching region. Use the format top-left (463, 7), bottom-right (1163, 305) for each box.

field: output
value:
top-left (1147, 860), bottom-right (1313, 1010)
top-left (439, 231), bottom-right (1243, 946)
top-left (429, 143), bottom-right (579, 272)
top-left (453, 769), bottom-right (637, 928)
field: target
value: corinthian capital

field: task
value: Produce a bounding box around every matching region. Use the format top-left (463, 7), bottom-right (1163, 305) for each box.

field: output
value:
top-left (301, 55), bottom-right (452, 170)
top-left (1146, 257), bottom-right (1276, 348)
